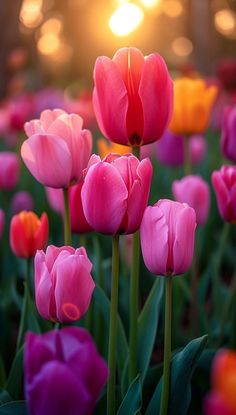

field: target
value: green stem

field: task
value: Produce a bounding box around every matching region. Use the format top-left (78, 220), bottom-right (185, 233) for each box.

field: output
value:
top-left (107, 235), bottom-right (120, 415)
top-left (132, 146), bottom-right (140, 159)
top-left (129, 231), bottom-right (140, 382)
top-left (213, 222), bottom-right (230, 317)
top-left (159, 276), bottom-right (172, 415)
top-left (16, 258), bottom-right (31, 351)
top-left (63, 187), bottom-right (72, 245)
top-left (183, 135), bottom-right (191, 175)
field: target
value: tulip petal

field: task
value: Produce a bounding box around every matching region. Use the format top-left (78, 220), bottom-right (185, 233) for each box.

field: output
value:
top-left (82, 161), bottom-right (128, 234)
top-left (140, 205), bottom-right (168, 275)
top-left (139, 54), bottom-right (173, 143)
top-left (34, 251), bottom-right (54, 320)
top-left (93, 56), bottom-right (129, 145)
top-left (40, 109), bottom-right (66, 130)
top-left (21, 133), bottom-right (72, 188)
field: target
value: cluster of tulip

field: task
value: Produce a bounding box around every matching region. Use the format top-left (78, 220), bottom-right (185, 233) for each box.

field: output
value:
top-left (1, 47), bottom-right (236, 415)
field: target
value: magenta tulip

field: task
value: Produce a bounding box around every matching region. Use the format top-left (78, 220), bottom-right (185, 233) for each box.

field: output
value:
top-left (24, 327), bottom-right (108, 415)
top-left (81, 153), bottom-right (153, 235)
top-left (212, 165), bottom-right (236, 222)
top-left (35, 245), bottom-right (94, 323)
top-left (11, 191), bottom-right (34, 214)
top-left (140, 199), bottom-right (196, 276)
top-left (172, 175), bottom-right (210, 225)
top-left (70, 182), bottom-right (93, 234)
top-left (221, 106), bottom-right (236, 162)
top-left (0, 151), bottom-right (19, 190)
top-left (0, 209), bottom-right (5, 239)
top-left (21, 109), bottom-right (92, 188)
top-left (93, 47), bottom-right (173, 146)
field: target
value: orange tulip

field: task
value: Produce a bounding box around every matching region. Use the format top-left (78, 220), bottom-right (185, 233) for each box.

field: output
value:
top-left (97, 138), bottom-right (131, 159)
top-left (169, 78), bottom-right (217, 136)
top-left (10, 211), bottom-right (48, 258)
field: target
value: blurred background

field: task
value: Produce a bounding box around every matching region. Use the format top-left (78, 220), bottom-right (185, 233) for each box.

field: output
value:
top-left (0, 0), bottom-right (236, 98)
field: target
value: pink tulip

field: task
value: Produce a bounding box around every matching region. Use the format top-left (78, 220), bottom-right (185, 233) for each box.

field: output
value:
top-left (190, 135), bottom-right (207, 165)
top-left (35, 245), bottom-right (95, 323)
top-left (11, 191), bottom-right (34, 214)
top-left (172, 175), bottom-right (210, 225)
top-left (45, 187), bottom-right (64, 215)
top-left (93, 47), bottom-right (173, 146)
top-left (140, 199), bottom-right (196, 276)
top-left (81, 153), bottom-right (153, 235)
top-left (212, 165), bottom-right (236, 222)
top-left (0, 151), bottom-right (19, 190)
top-left (0, 209), bottom-right (5, 239)
top-left (21, 109), bottom-right (92, 188)
top-left (221, 106), bottom-right (236, 162)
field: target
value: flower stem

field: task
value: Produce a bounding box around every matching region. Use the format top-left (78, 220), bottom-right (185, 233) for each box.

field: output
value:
top-left (107, 234), bottom-right (120, 415)
top-left (183, 135), bottom-right (191, 175)
top-left (159, 276), bottom-right (172, 415)
top-left (63, 187), bottom-right (72, 245)
top-left (129, 231), bottom-right (140, 382)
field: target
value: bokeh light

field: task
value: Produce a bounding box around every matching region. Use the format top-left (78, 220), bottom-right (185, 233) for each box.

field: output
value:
top-left (172, 36), bottom-right (193, 57)
top-left (109, 3), bottom-right (144, 36)
top-left (162, 0), bottom-right (183, 18)
top-left (37, 33), bottom-right (60, 55)
top-left (214, 9), bottom-right (236, 36)
top-left (40, 18), bottom-right (63, 36)
top-left (139, 0), bottom-right (162, 9)
top-left (20, 0), bottom-right (43, 29)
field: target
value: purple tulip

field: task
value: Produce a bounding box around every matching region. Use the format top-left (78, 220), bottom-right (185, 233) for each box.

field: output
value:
top-left (24, 327), bottom-right (108, 415)
top-left (11, 191), bottom-right (34, 214)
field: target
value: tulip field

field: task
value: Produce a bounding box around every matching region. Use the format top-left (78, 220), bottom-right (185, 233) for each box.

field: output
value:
top-left (1, 45), bottom-right (236, 415)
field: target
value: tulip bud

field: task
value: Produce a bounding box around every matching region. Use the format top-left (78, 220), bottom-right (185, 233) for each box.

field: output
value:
top-left (35, 245), bottom-right (95, 323)
top-left (93, 47), bottom-right (173, 146)
top-left (212, 165), bottom-right (236, 222)
top-left (0, 151), bottom-right (20, 190)
top-left (10, 211), bottom-right (48, 258)
top-left (140, 199), bottom-right (196, 276)
top-left (81, 153), bottom-right (153, 235)
top-left (24, 327), bottom-right (108, 415)
top-left (172, 175), bottom-right (210, 225)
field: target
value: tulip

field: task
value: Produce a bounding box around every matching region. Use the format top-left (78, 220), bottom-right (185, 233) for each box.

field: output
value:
top-left (11, 191), bottom-right (34, 214)
top-left (0, 151), bottom-right (19, 190)
top-left (81, 153), bottom-right (153, 235)
top-left (217, 59), bottom-right (236, 92)
top-left (156, 131), bottom-right (207, 167)
top-left (172, 175), bottom-right (210, 225)
top-left (24, 327), bottom-right (109, 415)
top-left (221, 106), bottom-right (236, 163)
top-left (212, 165), bottom-right (236, 222)
top-left (35, 245), bottom-right (95, 323)
top-left (45, 187), bottom-right (64, 215)
top-left (204, 350), bottom-right (236, 415)
top-left (140, 199), bottom-right (196, 276)
top-left (10, 211), bottom-right (48, 258)
top-left (21, 109), bottom-right (92, 188)
top-left (169, 78), bottom-right (217, 136)
top-left (0, 209), bottom-right (5, 239)
top-left (93, 47), bottom-right (173, 146)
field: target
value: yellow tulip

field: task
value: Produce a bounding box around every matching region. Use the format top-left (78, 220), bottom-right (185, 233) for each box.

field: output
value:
top-left (169, 78), bottom-right (218, 136)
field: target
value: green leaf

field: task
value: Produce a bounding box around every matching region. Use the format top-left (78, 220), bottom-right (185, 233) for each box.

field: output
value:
top-left (0, 401), bottom-right (27, 415)
top-left (117, 375), bottom-right (142, 415)
top-left (145, 335), bottom-right (208, 415)
top-left (0, 389), bottom-right (11, 405)
top-left (5, 346), bottom-right (24, 400)
top-left (138, 278), bottom-right (164, 380)
top-left (93, 285), bottom-right (128, 376)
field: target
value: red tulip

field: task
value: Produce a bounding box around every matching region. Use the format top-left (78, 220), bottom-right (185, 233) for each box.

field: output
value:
top-left (93, 47), bottom-right (173, 146)
top-left (81, 153), bottom-right (153, 235)
top-left (10, 211), bottom-right (48, 258)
